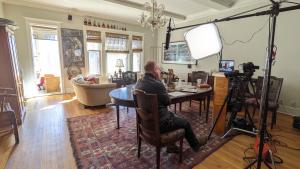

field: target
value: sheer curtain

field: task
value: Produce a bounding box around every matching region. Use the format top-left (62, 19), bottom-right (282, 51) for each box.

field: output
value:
top-left (132, 36), bottom-right (143, 72)
top-left (105, 33), bottom-right (129, 76)
top-left (87, 30), bottom-right (102, 75)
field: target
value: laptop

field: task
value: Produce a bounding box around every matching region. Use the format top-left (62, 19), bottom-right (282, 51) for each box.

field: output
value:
top-left (219, 60), bottom-right (234, 72)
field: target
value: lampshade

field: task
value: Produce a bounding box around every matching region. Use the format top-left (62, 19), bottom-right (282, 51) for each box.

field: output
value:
top-left (115, 59), bottom-right (124, 68)
top-left (184, 23), bottom-right (222, 60)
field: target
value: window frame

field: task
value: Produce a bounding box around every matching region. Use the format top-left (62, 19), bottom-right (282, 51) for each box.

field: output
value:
top-left (87, 48), bottom-right (102, 76)
top-left (84, 26), bottom-right (144, 77)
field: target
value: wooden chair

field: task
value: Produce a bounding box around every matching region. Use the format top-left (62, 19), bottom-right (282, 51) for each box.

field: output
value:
top-left (133, 89), bottom-right (185, 169)
top-left (121, 71), bottom-right (137, 112)
top-left (188, 71), bottom-right (209, 116)
top-left (44, 74), bottom-right (60, 93)
top-left (245, 76), bottom-right (283, 129)
top-left (122, 71), bottom-right (137, 86)
top-left (0, 88), bottom-right (19, 144)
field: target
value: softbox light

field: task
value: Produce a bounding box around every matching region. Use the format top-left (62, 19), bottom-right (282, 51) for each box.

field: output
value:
top-left (184, 23), bottom-right (222, 60)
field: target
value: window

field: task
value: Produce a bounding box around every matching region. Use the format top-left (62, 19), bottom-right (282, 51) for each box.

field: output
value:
top-left (133, 53), bottom-right (141, 72)
top-left (132, 36), bottom-right (143, 72)
top-left (106, 53), bottom-right (128, 75)
top-left (105, 33), bottom-right (129, 75)
top-left (87, 42), bottom-right (101, 75)
top-left (86, 31), bottom-right (101, 75)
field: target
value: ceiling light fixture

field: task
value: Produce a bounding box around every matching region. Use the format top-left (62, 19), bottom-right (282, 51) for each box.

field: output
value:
top-left (138, 0), bottom-right (168, 30)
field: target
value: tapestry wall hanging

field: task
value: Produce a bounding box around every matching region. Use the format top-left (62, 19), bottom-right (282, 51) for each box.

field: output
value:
top-left (61, 28), bottom-right (85, 79)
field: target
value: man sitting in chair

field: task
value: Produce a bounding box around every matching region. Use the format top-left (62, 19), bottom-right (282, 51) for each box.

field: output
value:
top-left (135, 61), bottom-right (207, 153)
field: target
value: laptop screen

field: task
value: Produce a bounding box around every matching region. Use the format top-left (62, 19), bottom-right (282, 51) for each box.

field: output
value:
top-left (219, 60), bottom-right (234, 72)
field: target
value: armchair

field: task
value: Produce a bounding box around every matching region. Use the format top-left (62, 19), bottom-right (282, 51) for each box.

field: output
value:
top-left (44, 74), bottom-right (60, 93)
top-left (72, 79), bottom-right (116, 107)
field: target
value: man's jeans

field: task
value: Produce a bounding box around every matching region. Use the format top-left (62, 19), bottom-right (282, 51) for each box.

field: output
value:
top-left (160, 112), bottom-right (200, 150)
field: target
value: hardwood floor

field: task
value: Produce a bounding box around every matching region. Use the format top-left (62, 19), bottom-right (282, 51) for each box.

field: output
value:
top-left (1, 94), bottom-right (299, 169)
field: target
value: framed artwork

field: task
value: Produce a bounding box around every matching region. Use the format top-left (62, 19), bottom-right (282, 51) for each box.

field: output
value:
top-left (61, 28), bottom-right (85, 68)
top-left (162, 41), bottom-right (196, 65)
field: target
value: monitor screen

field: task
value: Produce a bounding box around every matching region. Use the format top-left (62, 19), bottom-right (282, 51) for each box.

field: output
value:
top-left (219, 60), bottom-right (234, 72)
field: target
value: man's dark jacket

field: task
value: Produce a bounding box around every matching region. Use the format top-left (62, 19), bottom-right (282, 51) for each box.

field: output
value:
top-left (135, 73), bottom-right (171, 121)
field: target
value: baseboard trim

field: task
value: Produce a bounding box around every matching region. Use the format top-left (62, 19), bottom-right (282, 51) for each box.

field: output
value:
top-left (278, 105), bottom-right (300, 116)
top-left (65, 87), bottom-right (74, 93)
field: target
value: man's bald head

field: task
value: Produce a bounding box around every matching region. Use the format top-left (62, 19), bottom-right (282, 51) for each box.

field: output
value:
top-left (144, 61), bottom-right (161, 79)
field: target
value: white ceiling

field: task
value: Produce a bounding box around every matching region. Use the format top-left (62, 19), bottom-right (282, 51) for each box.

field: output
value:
top-left (4, 0), bottom-right (268, 24)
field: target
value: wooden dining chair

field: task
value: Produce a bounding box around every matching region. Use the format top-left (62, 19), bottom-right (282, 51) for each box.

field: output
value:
top-left (121, 71), bottom-right (137, 113)
top-left (245, 76), bottom-right (283, 129)
top-left (122, 71), bottom-right (137, 86)
top-left (189, 71), bottom-right (209, 116)
top-left (0, 88), bottom-right (19, 144)
top-left (133, 89), bottom-right (185, 169)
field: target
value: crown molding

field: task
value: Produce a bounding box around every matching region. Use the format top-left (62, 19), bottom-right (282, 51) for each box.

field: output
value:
top-left (3, 0), bottom-right (142, 25)
top-left (103, 0), bottom-right (186, 20)
top-left (175, 0), bottom-right (268, 25)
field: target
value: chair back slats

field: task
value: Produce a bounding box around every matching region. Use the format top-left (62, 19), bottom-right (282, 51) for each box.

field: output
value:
top-left (122, 71), bottom-right (137, 85)
top-left (191, 71), bottom-right (209, 84)
top-left (133, 89), bottom-right (160, 141)
top-left (136, 108), bottom-right (154, 120)
top-left (269, 76), bottom-right (283, 103)
top-left (255, 76), bottom-right (283, 103)
top-left (255, 76), bottom-right (264, 98)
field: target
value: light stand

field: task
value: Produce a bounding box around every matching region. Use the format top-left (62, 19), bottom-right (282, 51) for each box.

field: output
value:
top-left (166, 1), bottom-right (300, 169)
top-left (247, 1), bottom-right (279, 168)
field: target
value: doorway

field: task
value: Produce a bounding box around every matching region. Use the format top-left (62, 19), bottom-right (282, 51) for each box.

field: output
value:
top-left (30, 25), bottom-right (62, 96)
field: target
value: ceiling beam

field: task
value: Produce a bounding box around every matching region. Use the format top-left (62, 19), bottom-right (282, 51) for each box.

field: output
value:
top-left (103, 0), bottom-right (186, 20)
top-left (193, 0), bottom-right (237, 10)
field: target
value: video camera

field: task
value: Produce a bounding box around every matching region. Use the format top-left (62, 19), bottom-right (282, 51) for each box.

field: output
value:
top-left (224, 62), bottom-right (260, 118)
top-left (242, 62), bottom-right (260, 77)
top-left (225, 62), bottom-right (259, 81)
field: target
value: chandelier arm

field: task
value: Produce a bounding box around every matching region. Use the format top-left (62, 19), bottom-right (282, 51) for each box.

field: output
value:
top-left (138, 0), bottom-right (166, 30)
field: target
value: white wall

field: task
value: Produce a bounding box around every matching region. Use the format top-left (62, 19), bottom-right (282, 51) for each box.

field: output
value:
top-left (0, 2), bottom-right (4, 18)
top-left (4, 4), bottom-right (157, 97)
top-left (157, 5), bottom-right (300, 115)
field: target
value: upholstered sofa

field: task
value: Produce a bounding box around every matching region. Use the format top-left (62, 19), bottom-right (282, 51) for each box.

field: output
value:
top-left (72, 76), bottom-right (117, 107)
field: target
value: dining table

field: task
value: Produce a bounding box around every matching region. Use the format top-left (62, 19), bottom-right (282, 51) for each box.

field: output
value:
top-left (109, 84), bottom-right (212, 129)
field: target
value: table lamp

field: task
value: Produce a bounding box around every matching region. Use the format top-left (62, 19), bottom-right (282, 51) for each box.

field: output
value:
top-left (115, 59), bottom-right (124, 77)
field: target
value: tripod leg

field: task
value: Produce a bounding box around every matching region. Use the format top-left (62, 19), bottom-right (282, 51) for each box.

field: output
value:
top-left (264, 161), bottom-right (273, 169)
top-left (245, 106), bottom-right (256, 129)
top-left (244, 159), bottom-right (257, 169)
top-left (207, 91), bottom-right (231, 140)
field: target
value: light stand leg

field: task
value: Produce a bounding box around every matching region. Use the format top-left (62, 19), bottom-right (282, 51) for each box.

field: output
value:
top-left (256, 3), bottom-right (279, 169)
top-left (269, 150), bottom-right (276, 169)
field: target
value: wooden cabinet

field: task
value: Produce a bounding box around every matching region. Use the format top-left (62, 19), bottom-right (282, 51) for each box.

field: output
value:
top-left (0, 19), bottom-right (26, 124)
top-left (212, 73), bottom-right (228, 135)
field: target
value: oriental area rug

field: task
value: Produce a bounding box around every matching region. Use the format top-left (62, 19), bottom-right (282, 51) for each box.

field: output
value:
top-left (67, 102), bottom-right (230, 169)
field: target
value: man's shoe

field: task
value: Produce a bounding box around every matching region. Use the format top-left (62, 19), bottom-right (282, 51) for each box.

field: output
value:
top-left (166, 144), bottom-right (180, 154)
top-left (198, 135), bottom-right (208, 146)
top-left (192, 136), bottom-right (208, 152)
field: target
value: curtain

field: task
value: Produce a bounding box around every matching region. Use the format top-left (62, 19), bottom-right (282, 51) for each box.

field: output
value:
top-left (87, 30), bottom-right (101, 43)
top-left (132, 35), bottom-right (143, 52)
top-left (105, 33), bottom-right (129, 53)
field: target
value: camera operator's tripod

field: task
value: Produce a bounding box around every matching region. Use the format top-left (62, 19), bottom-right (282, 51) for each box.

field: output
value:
top-left (207, 75), bottom-right (258, 140)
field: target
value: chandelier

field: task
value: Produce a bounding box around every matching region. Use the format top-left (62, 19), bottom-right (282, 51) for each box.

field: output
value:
top-left (138, 0), bottom-right (168, 30)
